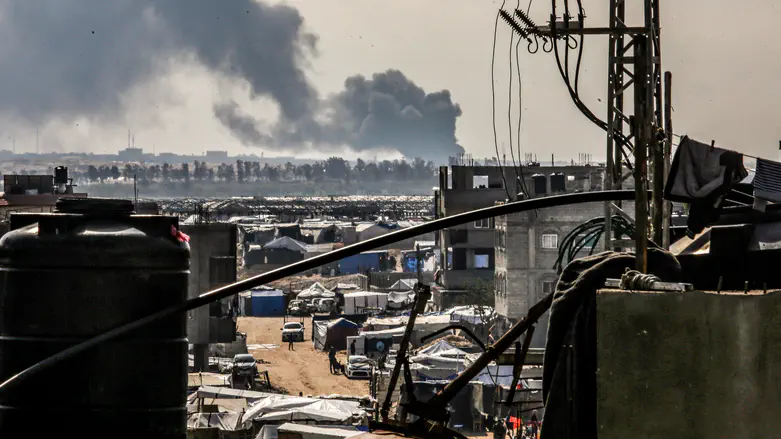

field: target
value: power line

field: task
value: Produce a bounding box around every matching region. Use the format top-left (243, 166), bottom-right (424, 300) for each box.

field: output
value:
top-left (492, 0), bottom-right (513, 199)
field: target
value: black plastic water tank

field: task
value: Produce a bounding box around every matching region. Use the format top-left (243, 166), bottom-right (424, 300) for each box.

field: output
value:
top-left (550, 173), bottom-right (566, 192)
top-left (0, 198), bottom-right (190, 438)
top-left (54, 165), bottom-right (68, 184)
top-left (532, 174), bottom-right (547, 195)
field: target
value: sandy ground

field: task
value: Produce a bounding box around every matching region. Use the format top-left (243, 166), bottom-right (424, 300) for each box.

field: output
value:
top-left (237, 316), bottom-right (370, 397)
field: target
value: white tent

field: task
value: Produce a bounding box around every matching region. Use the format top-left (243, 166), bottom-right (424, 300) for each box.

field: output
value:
top-left (417, 339), bottom-right (468, 358)
top-left (298, 282), bottom-right (336, 299)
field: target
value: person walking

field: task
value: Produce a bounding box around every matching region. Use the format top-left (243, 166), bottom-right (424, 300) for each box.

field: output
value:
top-left (350, 339), bottom-right (357, 356)
top-left (328, 345), bottom-right (337, 374)
top-left (530, 410), bottom-right (539, 438)
top-left (288, 337), bottom-right (295, 351)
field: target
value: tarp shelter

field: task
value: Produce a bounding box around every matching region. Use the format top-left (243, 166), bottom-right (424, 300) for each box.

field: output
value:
top-left (386, 290), bottom-right (414, 310)
top-left (389, 279), bottom-right (416, 291)
top-left (342, 292), bottom-right (388, 315)
top-left (298, 282), bottom-right (336, 300)
top-left (277, 423), bottom-right (362, 439)
top-left (249, 288), bottom-right (286, 317)
top-left (313, 318), bottom-right (359, 351)
top-left (448, 305), bottom-right (495, 325)
top-left (417, 339), bottom-right (468, 358)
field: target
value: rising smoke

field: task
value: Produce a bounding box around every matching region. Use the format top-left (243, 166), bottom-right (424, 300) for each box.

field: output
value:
top-left (0, 0), bottom-right (464, 159)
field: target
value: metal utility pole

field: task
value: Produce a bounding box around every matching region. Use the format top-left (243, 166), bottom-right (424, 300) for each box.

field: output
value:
top-left (500, 0), bottom-right (666, 271)
top-left (662, 71), bottom-right (673, 249)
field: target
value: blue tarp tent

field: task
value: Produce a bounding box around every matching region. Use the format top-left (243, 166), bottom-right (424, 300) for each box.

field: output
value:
top-left (338, 251), bottom-right (384, 274)
top-left (250, 289), bottom-right (285, 317)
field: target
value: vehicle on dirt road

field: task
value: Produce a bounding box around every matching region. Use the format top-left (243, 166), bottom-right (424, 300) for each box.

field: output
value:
top-left (345, 355), bottom-right (372, 379)
top-left (281, 322), bottom-right (305, 342)
top-left (230, 354), bottom-right (259, 389)
top-left (287, 300), bottom-right (307, 316)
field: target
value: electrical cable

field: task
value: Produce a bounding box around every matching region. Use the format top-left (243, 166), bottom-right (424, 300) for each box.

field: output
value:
top-left (492, 1), bottom-right (513, 200)
top-left (548, 0), bottom-right (634, 170)
top-left (512, 1), bottom-right (532, 201)
top-left (0, 190), bottom-right (643, 396)
top-left (507, 0), bottom-right (522, 185)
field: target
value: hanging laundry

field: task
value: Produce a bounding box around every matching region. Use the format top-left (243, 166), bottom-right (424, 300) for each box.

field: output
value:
top-left (664, 136), bottom-right (748, 238)
top-left (753, 158), bottom-right (781, 212)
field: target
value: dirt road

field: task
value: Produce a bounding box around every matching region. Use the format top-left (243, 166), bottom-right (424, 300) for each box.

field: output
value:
top-left (238, 316), bottom-right (370, 397)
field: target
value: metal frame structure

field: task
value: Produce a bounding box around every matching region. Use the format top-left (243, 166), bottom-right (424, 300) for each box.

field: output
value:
top-left (604, 0), bottom-right (664, 272)
top-left (500, 0), bottom-right (669, 270)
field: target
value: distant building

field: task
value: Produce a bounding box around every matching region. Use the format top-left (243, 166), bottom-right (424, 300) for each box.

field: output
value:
top-left (0, 166), bottom-right (88, 221)
top-left (118, 147), bottom-right (143, 162)
top-left (205, 150), bottom-right (229, 162)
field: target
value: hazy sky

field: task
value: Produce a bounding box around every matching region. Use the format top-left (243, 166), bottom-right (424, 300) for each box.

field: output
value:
top-left (0, 0), bottom-right (779, 162)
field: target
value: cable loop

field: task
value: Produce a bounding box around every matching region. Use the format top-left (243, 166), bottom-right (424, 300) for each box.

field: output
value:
top-left (620, 269), bottom-right (661, 290)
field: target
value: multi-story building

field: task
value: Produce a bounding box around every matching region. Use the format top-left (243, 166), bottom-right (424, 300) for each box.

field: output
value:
top-left (491, 164), bottom-right (641, 348)
top-left (433, 163), bottom-right (605, 310)
top-left (494, 201), bottom-right (606, 348)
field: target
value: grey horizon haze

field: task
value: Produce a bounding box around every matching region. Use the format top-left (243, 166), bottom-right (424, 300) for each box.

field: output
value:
top-left (0, 0), bottom-right (777, 162)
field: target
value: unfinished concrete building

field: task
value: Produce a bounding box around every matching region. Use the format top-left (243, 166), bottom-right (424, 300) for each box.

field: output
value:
top-left (183, 223), bottom-right (239, 371)
top-left (434, 164), bottom-right (604, 310)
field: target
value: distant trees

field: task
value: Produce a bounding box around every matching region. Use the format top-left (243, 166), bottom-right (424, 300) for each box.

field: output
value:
top-left (67, 157), bottom-right (437, 186)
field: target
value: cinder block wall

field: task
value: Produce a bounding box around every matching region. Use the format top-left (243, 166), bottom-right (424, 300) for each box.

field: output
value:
top-left (597, 289), bottom-right (781, 438)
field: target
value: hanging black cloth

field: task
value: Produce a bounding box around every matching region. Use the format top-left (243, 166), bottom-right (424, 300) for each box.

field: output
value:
top-left (664, 136), bottom-right (748, 237)
top-left (540, 249), bottom-right (682, 439)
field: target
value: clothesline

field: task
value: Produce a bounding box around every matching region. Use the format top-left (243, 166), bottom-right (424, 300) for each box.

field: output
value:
top-left (670, 132), bottom-right (760, 161)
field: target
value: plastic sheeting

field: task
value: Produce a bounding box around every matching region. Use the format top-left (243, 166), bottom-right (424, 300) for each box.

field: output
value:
top-left (313, 318), bottom-right (360, 351)
top-left (386, 290), bottom-right (414, 309)
top-left (188, 412), bottom-right (246, 431)
top-left (448, 305), bottom-right (496, 325)
top-left (417, 340), bottom-right (468, 358)
top-left (298, 282), bottom-right (336, 299)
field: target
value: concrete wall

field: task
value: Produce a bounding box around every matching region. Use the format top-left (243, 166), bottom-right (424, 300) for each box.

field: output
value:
top-left (183, 223), bottom-right (237, 345)
top-left (596, 289), bottom-right (781, 439)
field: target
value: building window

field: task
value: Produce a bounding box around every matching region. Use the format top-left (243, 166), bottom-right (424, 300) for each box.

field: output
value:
top-left (576, 234), bottom-right (599, 250)
top-left (542, 280), bottom-right (556, 294)
top-left (475, 218), bottom-right (493, 229)
top-left (542, 233), bottom-right (558, 249)
top-left (473, 248), bottom-right (494, 270)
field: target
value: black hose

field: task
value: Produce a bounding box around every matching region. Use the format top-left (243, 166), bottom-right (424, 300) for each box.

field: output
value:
top-left (0, 190), bottom-right (643, 395)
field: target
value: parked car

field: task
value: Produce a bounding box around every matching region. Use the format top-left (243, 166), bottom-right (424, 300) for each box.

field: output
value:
top-left (281, 322), bottom-right (305, 342)
top-left (345, 355), bottom-right (372, 379)
top-left (318, 298), bottom-right (337, 314)
top-left (287, 300), bottom-right (307, 316)
top-left (230, 354), bottom-right (259, 389)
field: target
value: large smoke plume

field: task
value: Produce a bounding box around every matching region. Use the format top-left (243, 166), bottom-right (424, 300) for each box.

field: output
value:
top-left (0, 0), bottom-right (463, 160)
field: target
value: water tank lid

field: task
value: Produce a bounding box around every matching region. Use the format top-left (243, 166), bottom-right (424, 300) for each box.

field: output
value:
top-left (55, 198), bottom-right (134, 215)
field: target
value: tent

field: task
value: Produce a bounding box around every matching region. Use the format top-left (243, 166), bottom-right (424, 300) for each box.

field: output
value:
top-left (298, 282), bottom-right (336, 300)
top-left (342, 292), bottom-right (388, 314)
top-left (417, 339), bottom-right (468, 358)
top-left (386, 290), bottom-right (414, 309)
top-left (313, 318), bottom-right (360, 351)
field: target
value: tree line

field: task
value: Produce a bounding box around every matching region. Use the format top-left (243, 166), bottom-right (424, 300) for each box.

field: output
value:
top-left (66, 157), bottom-right (438, 184)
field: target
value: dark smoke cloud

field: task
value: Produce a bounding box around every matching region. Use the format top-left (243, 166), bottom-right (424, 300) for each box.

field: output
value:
top-left (213, 101), bottom-right (272, 145)
top-left (0, 0), bottom-right (316, 121)
top-left (0, 1), bottom-right (463, 160)
top-left (319, 70), bottom-right (465, 159)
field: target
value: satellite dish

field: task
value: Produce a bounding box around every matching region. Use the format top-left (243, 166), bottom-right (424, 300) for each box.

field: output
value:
top-left (376, 340), bottom-right (386, 352)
